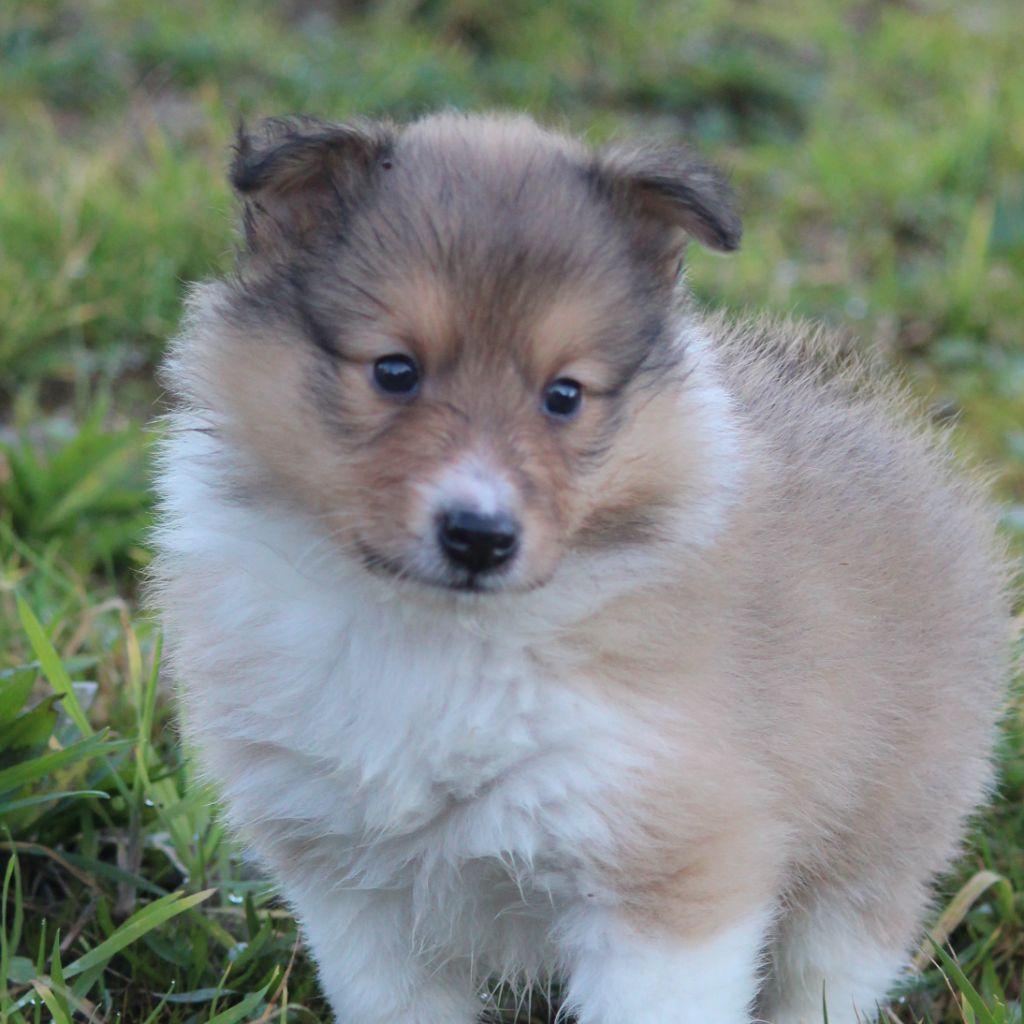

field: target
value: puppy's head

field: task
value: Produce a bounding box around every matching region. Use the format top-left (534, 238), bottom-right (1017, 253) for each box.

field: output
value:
top-left (180, 113), bottom-right (741, 594)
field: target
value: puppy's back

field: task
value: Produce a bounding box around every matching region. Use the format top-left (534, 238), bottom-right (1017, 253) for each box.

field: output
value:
top-left (711, 312), bottom-right (1007, 648)
top-left (705, 313), bottom-right (1009, 875)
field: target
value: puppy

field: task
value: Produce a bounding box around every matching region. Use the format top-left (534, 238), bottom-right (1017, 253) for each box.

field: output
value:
top-left (153, 112), bottom-right (1010, 1024)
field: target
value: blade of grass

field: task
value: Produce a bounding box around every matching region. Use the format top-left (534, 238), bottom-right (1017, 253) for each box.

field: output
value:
top-left (0, 789), bottom-right (109, 815)
top-left (1, 851), bottom-right (24, 1015)
top-left (0, 732), bottom-right (121, 797)
top-left (204, 982), bottom-right (272, 1024)
top-left (62, 888), bottom-right (215, 979)
top-left (929, 940), bottom-right (999, 1024)
top-left (0, 668), bottom-right (36, 724)
top-left (16, 595), bottom-right (92, 736)
top-left (29, 981), bottom-right (72, 1024)
top-left (913, 871), bottom-right (1008, 971)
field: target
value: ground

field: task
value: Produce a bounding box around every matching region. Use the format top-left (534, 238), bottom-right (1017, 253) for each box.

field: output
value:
top-left (1, 1), bottom-right (1022, 1021)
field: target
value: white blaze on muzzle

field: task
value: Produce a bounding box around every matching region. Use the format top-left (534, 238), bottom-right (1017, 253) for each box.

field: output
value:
top-left (420, 454), bottom-right (519, 522)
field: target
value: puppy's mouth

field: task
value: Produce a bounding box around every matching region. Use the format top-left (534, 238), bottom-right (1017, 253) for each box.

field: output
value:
top-left (354, 538), bottom-right (517, 595)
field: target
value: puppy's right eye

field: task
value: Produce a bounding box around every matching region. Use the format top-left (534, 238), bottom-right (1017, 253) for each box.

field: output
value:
top-left (373, 354), bottom-right (420, 396)
top-left (543, 378), bottom-right (583, 419)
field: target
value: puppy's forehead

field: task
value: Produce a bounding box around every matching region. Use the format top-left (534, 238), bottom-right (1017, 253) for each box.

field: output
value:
top-left (373, 115), bottom-right (616, 277)
top-left (331, 116), bottom-right (649, 372)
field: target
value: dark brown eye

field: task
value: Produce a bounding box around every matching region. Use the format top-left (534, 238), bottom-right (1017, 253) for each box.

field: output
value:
top-left (373, 354), bottom-right (419, 395)
top-left (543, 378), bottom-right (583, 419)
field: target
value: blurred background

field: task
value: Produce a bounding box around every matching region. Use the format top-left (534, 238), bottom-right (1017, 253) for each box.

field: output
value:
top-left (0, 1), bottom-right (1021, 1021)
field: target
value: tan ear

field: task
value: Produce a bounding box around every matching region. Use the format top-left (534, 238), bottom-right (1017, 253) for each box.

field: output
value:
top-left (596, 142), bottom-right (741, 255)
top-left (230, 116), bottom-right (395, 258)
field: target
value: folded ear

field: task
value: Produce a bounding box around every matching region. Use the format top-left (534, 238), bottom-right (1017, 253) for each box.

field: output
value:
top-left (595, 142), bottom-right (741, 259)
top-left (230, 116), bottom-right (395, 258)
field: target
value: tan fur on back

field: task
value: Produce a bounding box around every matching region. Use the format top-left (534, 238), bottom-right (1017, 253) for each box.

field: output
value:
top-left (566, 313), bottom-right (1010, 941)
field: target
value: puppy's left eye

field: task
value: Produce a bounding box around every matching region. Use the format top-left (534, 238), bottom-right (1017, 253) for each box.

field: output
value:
top-left (373, 354), bottom-right (420, 395)
top-left (543, 378), bottom-right (583, 419)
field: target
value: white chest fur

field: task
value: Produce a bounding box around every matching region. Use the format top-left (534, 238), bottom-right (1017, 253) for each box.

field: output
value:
top-left (157, 432), bottom-right (648, 976)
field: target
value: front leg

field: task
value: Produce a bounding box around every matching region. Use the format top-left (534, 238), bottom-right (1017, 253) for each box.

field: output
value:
top-left (559, 906), bottom-right (773, 1024)
top-left (283, 877), bottom-right (481, 1024)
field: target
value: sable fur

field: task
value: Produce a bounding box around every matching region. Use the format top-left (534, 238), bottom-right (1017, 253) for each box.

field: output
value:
top-left (152, 112), bottom-right (1011, 1024)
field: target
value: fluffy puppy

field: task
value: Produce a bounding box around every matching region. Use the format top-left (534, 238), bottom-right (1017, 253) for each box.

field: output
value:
top-left (152, 112), bottom-right (1010, 1024)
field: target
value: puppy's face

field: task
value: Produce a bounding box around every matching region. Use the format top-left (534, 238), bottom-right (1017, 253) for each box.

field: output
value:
top-left (192, 114), bottom-right (739, 593)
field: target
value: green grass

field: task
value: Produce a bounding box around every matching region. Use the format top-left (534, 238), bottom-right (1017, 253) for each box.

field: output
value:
top-left (1, 0), bottom-right (1022, 1020)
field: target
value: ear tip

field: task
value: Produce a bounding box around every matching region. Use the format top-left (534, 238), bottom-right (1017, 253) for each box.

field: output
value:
top-left (683, 196), bottom-right (743, 253)
top-left (714, 218), bottom-right (743, 252)
top-left (701, 172), bottom-right (742, 251)
top-left (229, 160), bottom-right (257, 194)
top-left (226, 116), bottom-right (326, 194)
top-left (227, 115), bottom-right (395, 195)
top-left (229, 117), bottom-right (261, 193)
top-left (229, 141), bottom-right (259, 194)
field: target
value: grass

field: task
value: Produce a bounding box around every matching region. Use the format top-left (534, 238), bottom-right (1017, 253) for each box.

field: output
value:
top-left (1, 0), bottom-right (1022, 1020)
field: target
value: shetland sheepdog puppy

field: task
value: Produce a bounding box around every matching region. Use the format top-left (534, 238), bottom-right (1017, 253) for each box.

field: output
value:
top-left (153, 112), bottom-right (1010, 1024)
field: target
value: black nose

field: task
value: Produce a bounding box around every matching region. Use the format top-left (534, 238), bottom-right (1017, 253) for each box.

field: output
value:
top-left (439, 510), bottom-right (519, 574)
